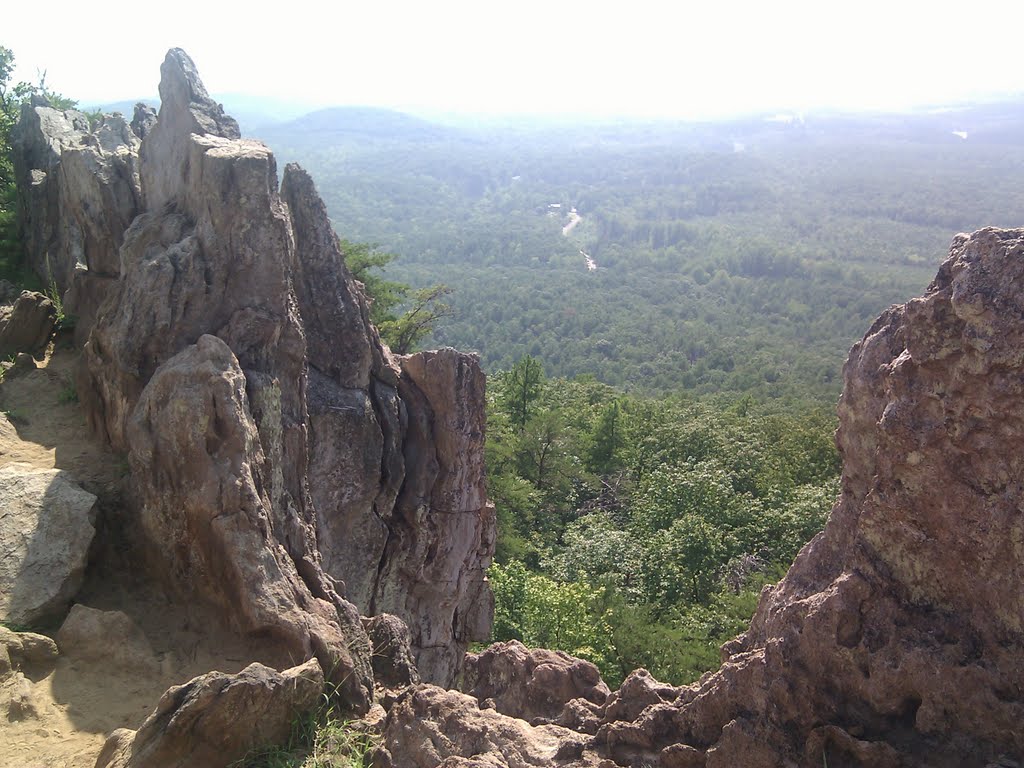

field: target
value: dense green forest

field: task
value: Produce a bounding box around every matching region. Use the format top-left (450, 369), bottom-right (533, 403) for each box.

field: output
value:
top-left (481, 357), bottom-right (839, 686)
top-left (258, 103), bottom-right (1024, 399)
top-left (256, 101), bottom-right (1024, 684)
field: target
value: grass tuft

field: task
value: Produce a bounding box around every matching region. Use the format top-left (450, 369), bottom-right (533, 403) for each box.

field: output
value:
top-left (232, 691), bottom-right (379, 768)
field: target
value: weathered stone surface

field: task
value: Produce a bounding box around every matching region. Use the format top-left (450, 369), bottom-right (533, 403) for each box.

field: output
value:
top-left (364, 613), bottom-right (420, 689)
top-left (0, 465), bottom-right (97, 626)
top-left (130, 102), bottom-right (157, 140)
top-left (461, 641), bottom-right (609, 724)
top-left (0, 625), bottom-right (59, 678)
top-left (12, 101), bottom-right (89, 289)
top-left (378, 685), bottom-right (600, 768)
top-left (126, 336), bottom-right (372, 708)
top-left (73, 48), bottom-right (494, 691)
top-left (12, 100), bottom-right (141, 340)
top-left (140, 47), bottom-right (240, 212)
top-left (371, 349), bottom-right (495, 684)
top-left (0, 290), bottom-right (56, 358)
top-left (56, 604), bottom-right (159, 674)
top-left (96, 658), bottom-right (323, 768)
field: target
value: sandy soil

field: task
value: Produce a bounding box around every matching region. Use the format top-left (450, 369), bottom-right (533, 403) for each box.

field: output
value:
top-left (0, 345), bottom-right (284, 768)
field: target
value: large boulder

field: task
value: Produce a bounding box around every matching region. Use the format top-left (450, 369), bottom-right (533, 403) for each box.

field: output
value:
top-left (461, 641), bottom-right (609, 724)
top-left (0, 465), bottom-right (97, 626)
top-left (0, 290), bottom-right (56, 358)
top-left (96, 658), bottom-right (323, 768)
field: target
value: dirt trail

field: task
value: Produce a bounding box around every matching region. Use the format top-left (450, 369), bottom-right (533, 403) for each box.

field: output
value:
top-left (1, 345), bottom-right (284, 768)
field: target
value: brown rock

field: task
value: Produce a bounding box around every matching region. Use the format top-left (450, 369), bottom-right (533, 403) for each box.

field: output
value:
top-left (370, 349), bottom-right (495, 684)
top-left (364, 613), bottom-right (420, 689)
top-left (380, 685), bottom-right (601, 768)
top-left (73, 49), bottom-right (493, 691)
top-left (56, 604), bottom-right (159, 675)
top-left (461, 641), bottom-right (609, 723)
top-left (0, 626), bottom-right (59, 678)
top-left (96, 658), bottom-right (323, 768)
top-left (0, 290), bottom-right (56, 358)
top-left (126, 336), bottom-right (373, 708)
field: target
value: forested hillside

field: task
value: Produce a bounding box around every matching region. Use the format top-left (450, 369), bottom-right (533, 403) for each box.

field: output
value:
top-left (253, 103), bottom-right (1024, 683)
top-left (257, 102), bottom-right (1024, 399)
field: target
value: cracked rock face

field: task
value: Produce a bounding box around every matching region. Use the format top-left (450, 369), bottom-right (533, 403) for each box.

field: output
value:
top-left (62, 48), bottom-right (493, 695)
top-left (13, 100), bottom-right (142, 344)
top-left (381, 229), bottom-right (1024, 766)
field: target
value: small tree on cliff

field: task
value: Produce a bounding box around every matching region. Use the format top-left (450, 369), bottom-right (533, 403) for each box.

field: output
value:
top-left (341, 238), bottom-right (453, 354)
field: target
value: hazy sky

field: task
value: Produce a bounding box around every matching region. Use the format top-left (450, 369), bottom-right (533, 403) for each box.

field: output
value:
top-left (6, 1), bottom-right (1023, 119)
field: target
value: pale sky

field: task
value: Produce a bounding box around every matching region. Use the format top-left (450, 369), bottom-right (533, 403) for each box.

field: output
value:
top-left (5, 1), bottom-right (1023, 119)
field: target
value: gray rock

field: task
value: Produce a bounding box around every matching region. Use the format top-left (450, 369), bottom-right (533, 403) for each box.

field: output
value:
top-left (364, 613), bottom-right (420, 689)
top-left (130, 102), bottom-right (157, 140)
top-left (0, 465), bottom-right (97, 626)
top-left (0, 290), bottom-right (56, 358)
top-left (11, 100), bottom-right (141, 340)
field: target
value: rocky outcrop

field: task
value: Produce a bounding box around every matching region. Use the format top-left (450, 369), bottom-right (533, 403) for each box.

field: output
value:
top-left (364, 614), bottom-right (421, 689)
top-left (381, 228), bottom-right (1024, 766)
top-left (49, 48), bottom-right (495, 696)
top-left (126, 335), bottom-right (373, 705)
top-left (377, 686), bottom-right (599, 768)
top-left (0, 465), bottom-right (97, 626)
top-left (461, 641), bottom-right (609, 724)
top-left (0, 290), bottom-right (56, 358)
top-left (96, 659), bottom-right (324, 768)
top-left (12, 97), bottom-right (142, 343)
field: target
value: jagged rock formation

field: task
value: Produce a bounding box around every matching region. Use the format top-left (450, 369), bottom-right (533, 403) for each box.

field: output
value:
top-left (461, 641), bottom-right (610, 724)
top-left (381, 228), bottom-right (1024, 766)
top-left (0, 465), bottom-right (97, 626)
top-left (13, 48), bottom-right (494, 700)
top-left (12, 95), bottom-right (142, 344)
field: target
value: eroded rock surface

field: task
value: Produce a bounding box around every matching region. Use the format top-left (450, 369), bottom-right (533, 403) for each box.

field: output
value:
top-left (13, 98), bottom-right (141, 343)
top-left (0, 290), bottom-right (56, 358)
top-left (44, 48), bottom-right (496, 696)
top-left (378, 685), bottom-right (600, 768)
top-left (0, 465), bottom-right (97, 626)
top-left (96, 659), bottom-right (324, 768)
top-left (56, 604), bottom-right (159, 675)
top-left (382, 230), bottom-right (1024, 766)
top-left (461, 641), bottom-right (609, 724)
